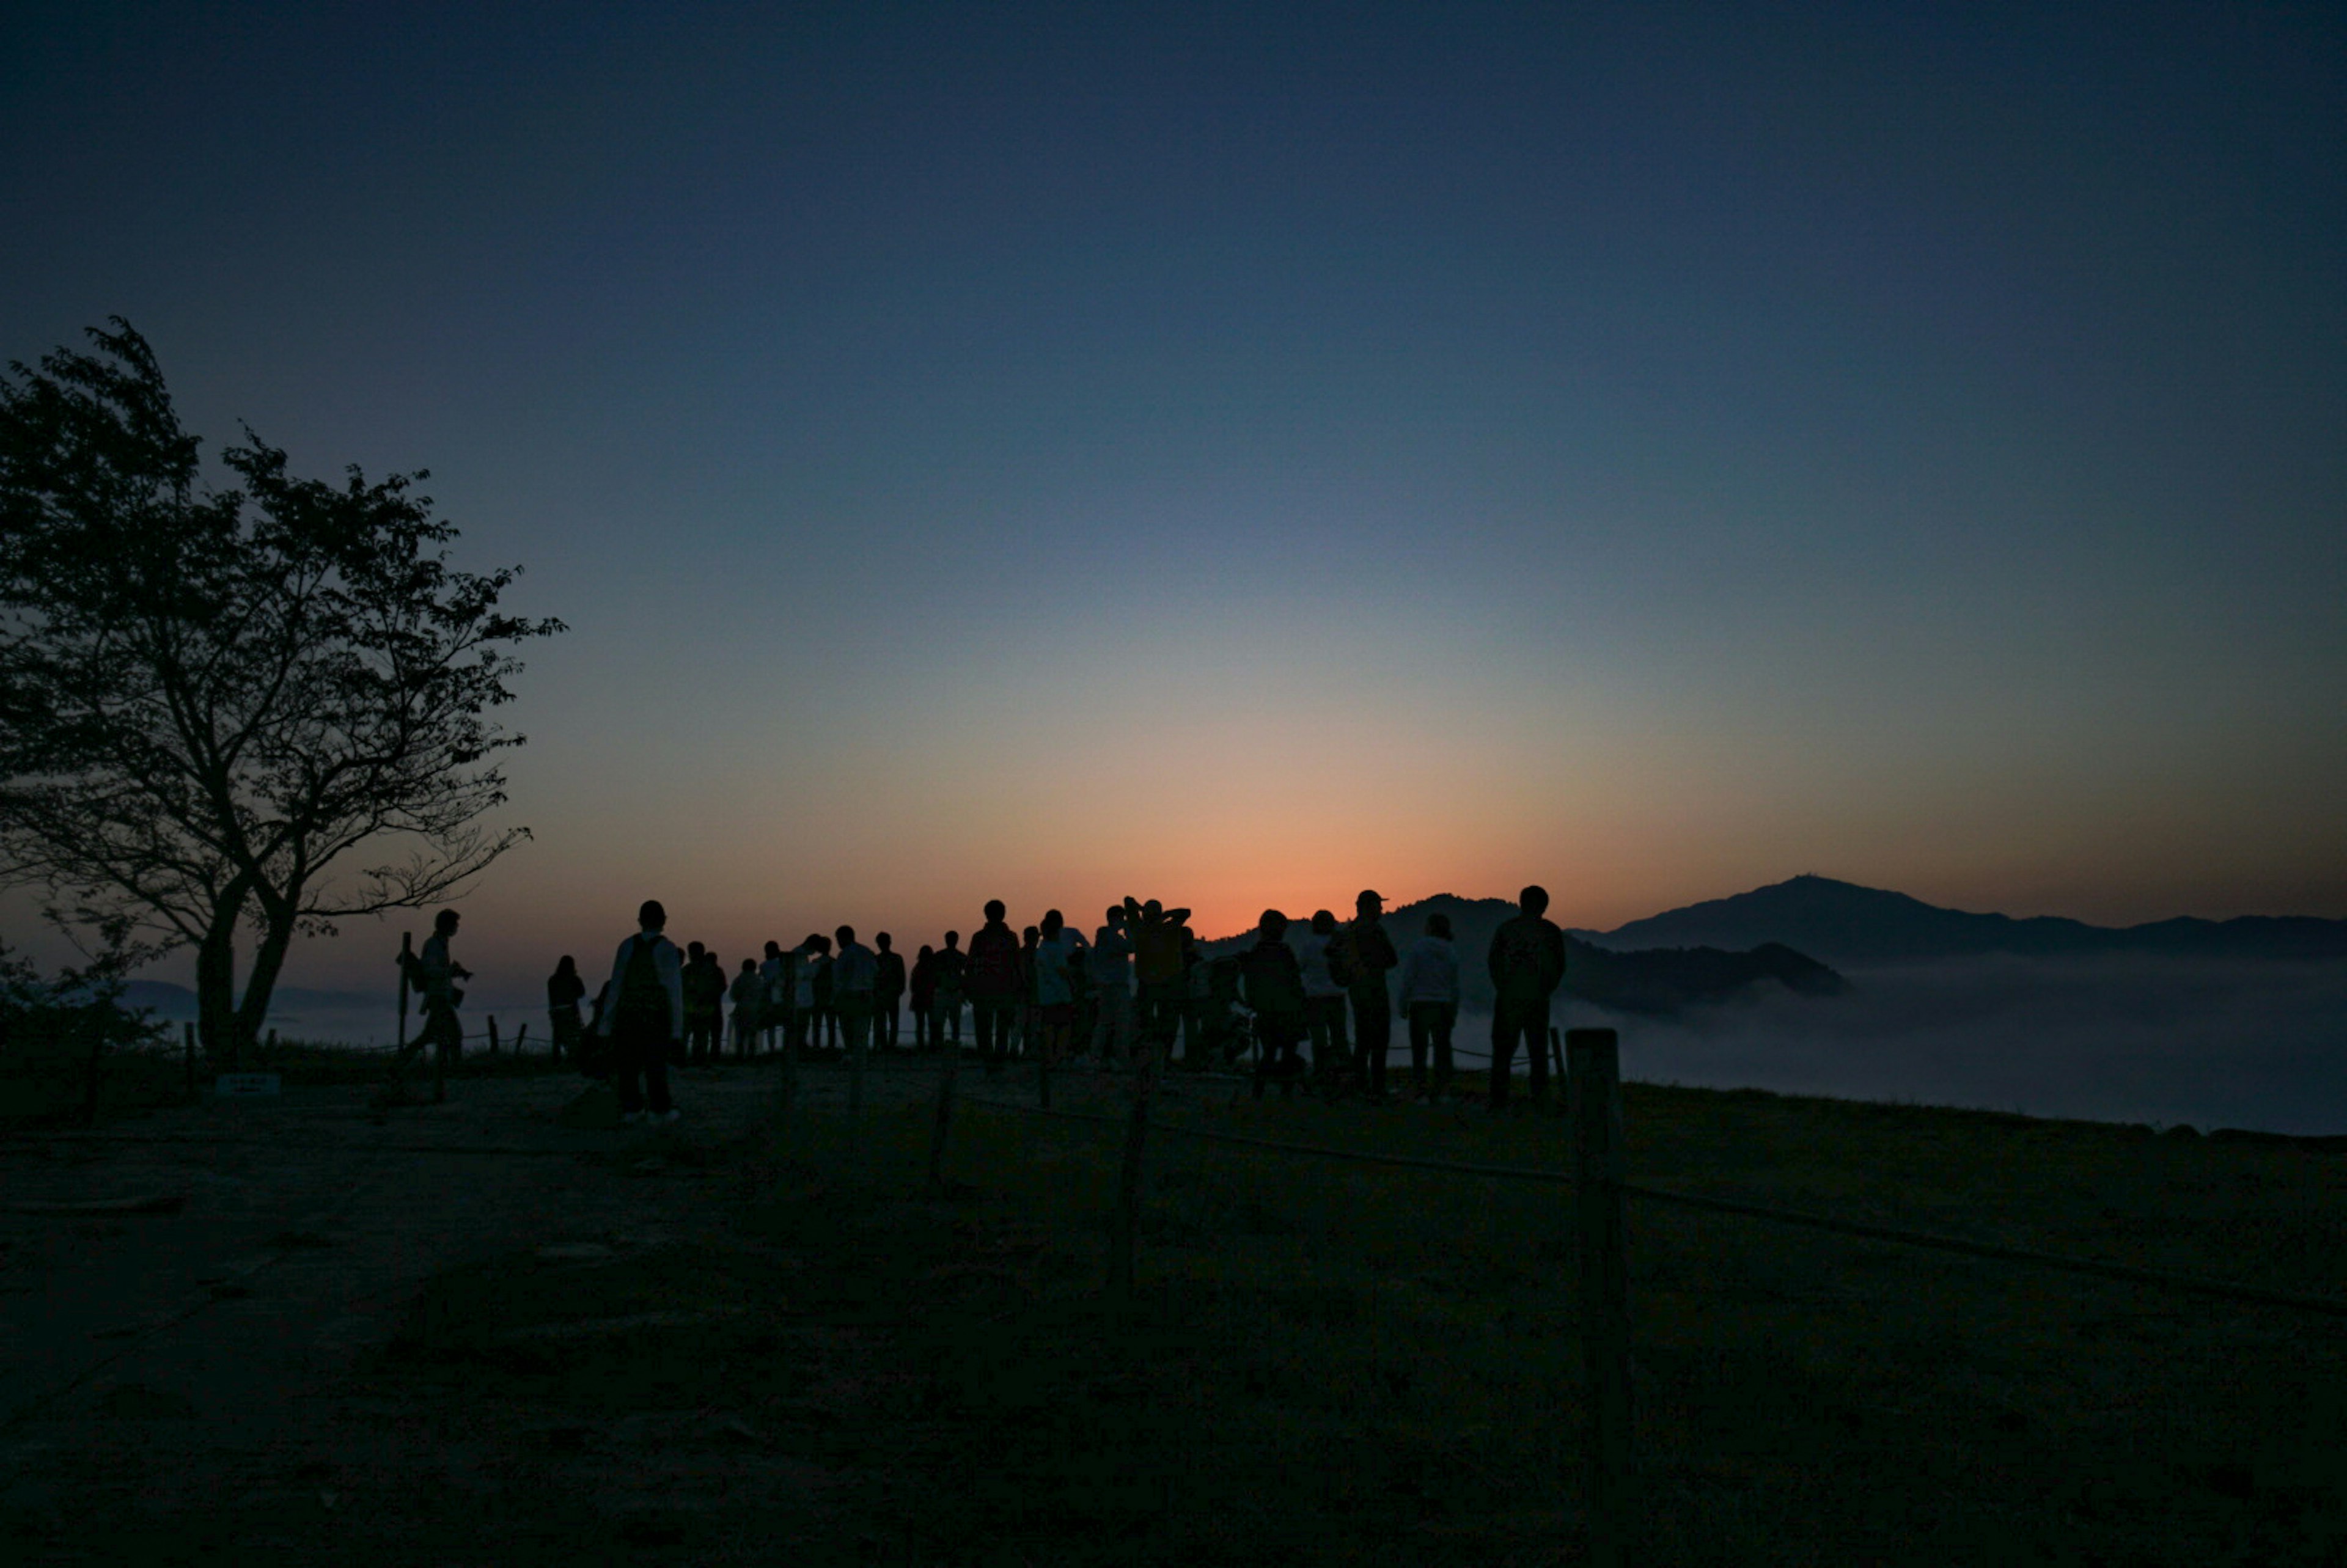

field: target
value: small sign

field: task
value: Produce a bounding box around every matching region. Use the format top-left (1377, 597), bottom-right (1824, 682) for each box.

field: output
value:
top-left (214, 1072), bottom-right (282, 1099)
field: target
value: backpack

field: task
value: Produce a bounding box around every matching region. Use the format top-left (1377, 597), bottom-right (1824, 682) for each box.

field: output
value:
top-left (614, 935), bottom-right (668, 1035)
top-left (1325, 930), bottom-right (1360, 989)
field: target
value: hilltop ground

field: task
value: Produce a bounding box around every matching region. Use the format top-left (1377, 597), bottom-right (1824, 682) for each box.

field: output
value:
top-left (3, 1053), bottom-right (2343, 1565)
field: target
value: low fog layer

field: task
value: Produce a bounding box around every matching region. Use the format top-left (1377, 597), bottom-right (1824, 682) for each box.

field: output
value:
top-left (202, 954), bottom-right (2347, 1136)
top-left (1559, 953), bottom-right (2347, 1136)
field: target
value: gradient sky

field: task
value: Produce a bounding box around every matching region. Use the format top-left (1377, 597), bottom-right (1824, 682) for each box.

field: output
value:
top-left (4, 1), bottom-right (2343, 998)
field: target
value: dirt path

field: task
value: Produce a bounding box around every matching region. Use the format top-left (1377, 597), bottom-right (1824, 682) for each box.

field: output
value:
top-left (0, 1063), bottom-right (875, 1545)
top-left (1, 1054), bottom-right (1234, 1561)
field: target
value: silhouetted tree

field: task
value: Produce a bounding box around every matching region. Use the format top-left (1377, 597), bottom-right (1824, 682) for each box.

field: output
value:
top-left (0, 321), bottom-right (563, 1057)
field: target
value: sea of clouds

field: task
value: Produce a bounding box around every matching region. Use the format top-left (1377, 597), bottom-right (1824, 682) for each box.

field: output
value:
top-left (1554, 953), bottom-right (2347, 1135)
top-left (200, 954), bottom-right (2347, 1135)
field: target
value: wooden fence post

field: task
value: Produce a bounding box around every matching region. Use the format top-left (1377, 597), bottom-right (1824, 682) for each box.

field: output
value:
top-left (487, 1015), bottom-right (501, 1056)
top-left (1109, 1075), bottom-right (1152, 1302)
top-left (183, 1022), bottom-right (197, 1097)
top-left (928, 1037), bottom-right (960, 1189)
top-left (1568, 1026), bottom-right (1633, 1567)
top-left (396, 932), bottom-right (413, 1053)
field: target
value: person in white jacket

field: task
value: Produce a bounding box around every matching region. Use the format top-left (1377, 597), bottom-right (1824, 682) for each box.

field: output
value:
top-left (1296, 909), bottom-right (1351, 1088)
top-left (1395, 911), bottom-right (1461, 1102)
top-left (598, 899), bottom-right (685, 1123)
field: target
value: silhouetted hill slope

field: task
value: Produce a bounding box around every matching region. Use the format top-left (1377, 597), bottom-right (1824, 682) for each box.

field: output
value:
top-left (1205, 894), bottom-right (1845, 1015)
top-left (1595, 874), bottom-right (2347, 966)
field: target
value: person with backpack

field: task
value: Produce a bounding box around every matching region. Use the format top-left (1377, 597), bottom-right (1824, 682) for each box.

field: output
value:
top-left (596, 899), bottom-right (684, 1124)
top-left (1330, 889), bottom-right (1400, 1102)
top-left (1486, 884), bottom-right (1568, 1110)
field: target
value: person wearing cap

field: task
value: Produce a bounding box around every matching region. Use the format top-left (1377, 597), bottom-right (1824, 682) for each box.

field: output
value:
top-left (597, 899), bottom-right (684, 1123)
top-left (1487, 884), bottom-right (1568, 1110)
top-left (1331, 889), bottom-right (1400, 1102)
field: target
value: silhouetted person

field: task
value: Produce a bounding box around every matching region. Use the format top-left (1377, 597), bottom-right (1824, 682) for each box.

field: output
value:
top-left (1034, 909), bottom-right (1085, 1068)
top-left (1487, 884), bottom-right (1567, 1110)
top-left (792, 934), bottom-right (826, 1054)
top-left (1090, 904), bottom-right (1135, 1068)
top-left (1017, 924), bottom-right (1043, 1060)
top-left (1332, 890), bottom-right (1399, 1101)
top-left (1127, 896), bottom-right (1191, 1071)
top-left (597, 899), bottom-right (682, 1123)
top-left (1241, 909), bottom-right (1307, 1101)
top-left (760, 940), bottom-right (792, 1055)
top-left (729, 957), bottom-right (763, 1058)
top-left (546, 953), bottom-right (586, 1066)
top-left (810, 932), bottom-right (839, 1050)
top-left (1298, 909), bottom-right (1350, 1088)
top-left (1398, 911), bottom-right (1461, 1101)
top-left (909, 944), bottom-right (938, 1050)
top-left (682, 940), bottom-right (725, 1064)
top-left (931, 931), bottom-right (967, 1048)
top-left (966, 900), bottom-right (1021, 1074)
top-left (414, 909), bottom-right (472, 1068)
top-left (832, 925), bottom-right (877, 1063)
top-left (873, 932), bottom-right (907, 1050)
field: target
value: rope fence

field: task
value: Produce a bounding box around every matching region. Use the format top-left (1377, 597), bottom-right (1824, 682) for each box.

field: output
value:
top-left (911, 1026), bottom-right (2347, 1567)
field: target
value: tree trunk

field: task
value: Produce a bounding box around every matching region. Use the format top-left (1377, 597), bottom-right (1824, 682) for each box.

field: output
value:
top-left (233, 898), bottom-right (298, 1059)
top-left (195, 874), bottom-right (257, 1061)
top-left (196, 913), bottom-right (238, 1062)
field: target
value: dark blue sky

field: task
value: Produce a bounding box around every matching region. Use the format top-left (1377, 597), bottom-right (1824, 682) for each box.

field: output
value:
top-left (6, 1), bottom-right (2343, 983)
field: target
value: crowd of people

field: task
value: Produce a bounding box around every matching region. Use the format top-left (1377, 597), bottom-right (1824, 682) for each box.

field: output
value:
top-left (414, 888), bottom-right (1569, 1127)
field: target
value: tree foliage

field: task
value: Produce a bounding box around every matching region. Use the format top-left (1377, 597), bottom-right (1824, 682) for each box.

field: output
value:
top-left (0, 320), bottom-right (563, 1053)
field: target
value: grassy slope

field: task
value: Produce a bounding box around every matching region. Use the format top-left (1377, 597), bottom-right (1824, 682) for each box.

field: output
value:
top-left (36, 1075), bottom-right (2345, 1564)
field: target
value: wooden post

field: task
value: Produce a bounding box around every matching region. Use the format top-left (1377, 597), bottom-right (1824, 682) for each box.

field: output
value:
top-left (927, 1035), bottom-right (960, 1189)
top-left (183, 1022), bottom-right (197, 1097)
top-left (397, 932), bottom-right (413, 1053)
top-left (513, 1020), bottom-right (529, 1055)
top-left (1568, 1027), bottom-right (1633, 1568)
top-left (487, 1015), bottom-right (502, 1056)
top-left (1109, 1075), bottom-right (1151, 1302)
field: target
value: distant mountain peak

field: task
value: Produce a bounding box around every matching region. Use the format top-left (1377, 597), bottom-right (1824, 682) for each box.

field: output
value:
top-left (1600, 877), bottom-right (2347, 965)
